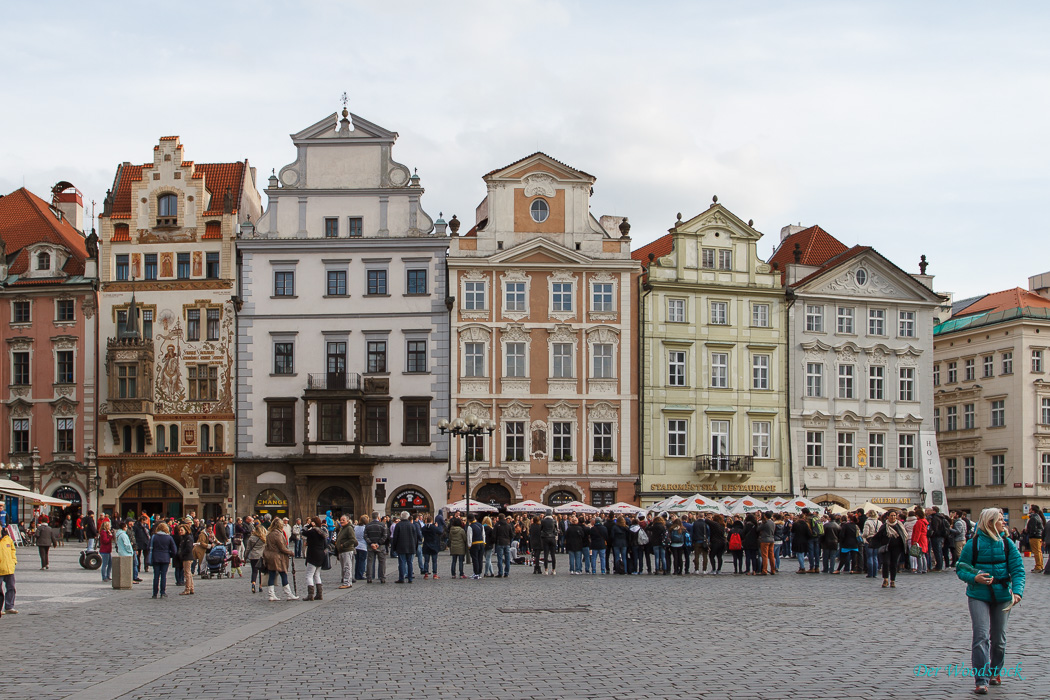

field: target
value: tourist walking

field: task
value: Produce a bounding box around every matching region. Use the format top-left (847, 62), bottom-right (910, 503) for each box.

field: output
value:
top-left (176, 524), bottom-right (195, 594)
top-left (98, 521), bottom-right (114, 582)
top-left (302, 516), bottom-right (328, 600)
top-left (245, 522), bottom-right (267, 593)
top-left (263, 518), bottom-right (299, 601)
top-left (958, 508), bottom-right (1025, 694)
top-left (910, 508), bottom-right (929, 574)
top-left (335, 515), bottom-right (357, 589)
top-left (871, 511), bottom-right (908, 589)
top-left (34, 514), bottom-right (59, 570)
top-left (1025, 504), bottom-right (1045, 573)
top-left (149, 522), bottom-right (177, 599)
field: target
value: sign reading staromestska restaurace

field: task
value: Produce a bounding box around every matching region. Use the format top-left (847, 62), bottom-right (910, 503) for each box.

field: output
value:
top-left (650, 484), bottom-right (780, 493)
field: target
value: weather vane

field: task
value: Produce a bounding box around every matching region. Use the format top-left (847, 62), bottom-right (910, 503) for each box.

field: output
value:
top-left (341, 92), bottom-right (348, 109)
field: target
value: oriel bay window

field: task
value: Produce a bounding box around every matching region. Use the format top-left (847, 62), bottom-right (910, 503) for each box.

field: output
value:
top-left (117, 364), bottom-right (137, 398)
top-left (319, 401), bottom-right (346, 442)
top-left (189, 364), bottom-right (218, 401)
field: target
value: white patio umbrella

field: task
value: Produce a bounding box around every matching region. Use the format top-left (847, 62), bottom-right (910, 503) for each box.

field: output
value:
top-left (602, 502), bottom-right (647, 516)
top-left (667, 494), bottom-right (724, 514)
top-left (860, 501), bottom-right (888, 515)
top-left (768, 497), bottom-right (791, 509)
top-left (828, 504), bottom-right (849, 516)
top-left (444, 499), bottom-right (498, 513)
top-left (553, 500), bottom-right (600, 514)
top-left (506, 499), bottom-right (548, 513)
top-left (728, 495), bottom-right (770, 515)
top-left (777, 497), bottom-right (827, 515)
top-left (648, 495), bottom-right (686, 512)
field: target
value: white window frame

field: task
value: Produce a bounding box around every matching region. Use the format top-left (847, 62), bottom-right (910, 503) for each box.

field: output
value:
top-left (836, 307), bottom-right (854, 334)
top-left (805, 305), bottom-right (824, 333)
top-left (592, 343), bottom-right (614, 379)
top-left (504, 341), bottom-right (526, 378)
top-left (710, 352), bottom-right (729, 389)
top-left (552, 343), bottom-right (574, 379)
top-left (964, 403), bottom-right (976, 430)
top-left (751, 421), bottom-right (770, 458)
top-left (964, 456), bottom-right (976, 486)
top-left (805, 431), bottom-right (823, 468)
top-left (751, 303), bottom-right (769, 328)
top-left (667, 419), bottom-right (688, 457)
top-left (464, 280), bottom-right (487, 310)
top-left (837, 432), bottom-right (854, 468)
top-left (946, 406), bottom-right (958, 431)
top-left (898, 310), bottom-right (915, 338)
top-left (868, 432), bottom-right (885, 468)
top-left (1034, 350), bottom-right (1044, 373)
top-left (591, 282), bottom-right (614, 313)
top-left (991, 399), bottom-right (1005, 427)
top-left (990, 454), bottom-right (1005, 485)
top-left (718, 249), bottom-right (732, 270)
top-left (668, 350), bottom-right (686, 387)
top-left (1002, 351), bottom-right (1013, 374)
top-left (552, 282), bottom-right (574, 313)
top-left (805, 362), bottom-right (823, 397)
top-left (898, 433), bottom-right (916, 469)
top-left (667, 298), bottom-right (686, 323)
top-left (838, 364), bottom-right (855, 399)
top-left (752, 354), bottom-right (769, 390)
top-left (898, 367), bottom-right (915, 401)
top-left (868, 309), bottom-right (885, 336)
top-left (464, 342), bottom-right (485, 378)
top-left (868, 365), bottom-right (884, 400)
top-left (710, 300), bottom-right (728, 325)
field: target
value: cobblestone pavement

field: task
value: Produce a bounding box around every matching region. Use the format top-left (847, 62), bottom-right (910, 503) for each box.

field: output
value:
top-left (3, 547), bottom-right (1046, 699)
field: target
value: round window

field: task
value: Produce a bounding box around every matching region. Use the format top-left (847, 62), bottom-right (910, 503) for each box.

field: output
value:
top-left (856, 268), bottom-right (868, 286)
top-left (530, 198), bottom-right (549, 223)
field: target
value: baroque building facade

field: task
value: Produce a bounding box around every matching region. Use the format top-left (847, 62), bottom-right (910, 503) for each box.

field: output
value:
top-left (235, 109), bottom-right (448, 522)
top-left (632, 201), bottom-right (790, 505)
top-left (0, 184), bottom-right (98, 522)
top-left (446, 153), bottom-right (639, 509)
top-left (96, 137), bottom-right (262, 520)
top-left (770, 225), bottom-right (945, 511)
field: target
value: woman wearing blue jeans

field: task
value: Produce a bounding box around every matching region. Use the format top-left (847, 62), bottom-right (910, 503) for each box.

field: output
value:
top-left (148, 523), bottom-right (177, 599)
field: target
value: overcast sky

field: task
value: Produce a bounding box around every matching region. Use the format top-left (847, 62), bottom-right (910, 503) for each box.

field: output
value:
top-left (2, 1), bottom-right (1048, 299)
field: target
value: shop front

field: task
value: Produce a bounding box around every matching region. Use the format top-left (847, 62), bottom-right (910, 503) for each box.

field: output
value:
top-left (388, 487), bottom-right (431, 516)
top-left (254, 488), bottom-right (289, 519)
top-left (118, 479), bottom-right (184, 520)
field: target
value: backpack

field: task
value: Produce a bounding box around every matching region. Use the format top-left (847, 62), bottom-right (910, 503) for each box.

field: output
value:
top-left (728, 532), bottom-right (743, 551)
top-left (636, 527), bottom-right (650, 546)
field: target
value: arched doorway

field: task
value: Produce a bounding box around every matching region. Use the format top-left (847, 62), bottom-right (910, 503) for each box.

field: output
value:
top-left (51, 486), bottom-right (82, 532)
top-left (255, 488), bottom-right (289, 519)
top-left (475, 482), bottom-right (511, 507)
top-left (389, 487), bottom-right (431, 515)
top-left (547, 490), bottom-right (577, 507)
top-left (316, 486), bottom-right (354, 521)
top-left (119, 479), bottom-right (183, 520)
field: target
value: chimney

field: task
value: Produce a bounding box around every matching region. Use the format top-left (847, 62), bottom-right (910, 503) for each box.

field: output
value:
top-left (434, 212), bottom-right (448, 236)
top-left (780, 224), bottom-right (806, 242)
top-left (1030, 271), bottom-right (1050, 300)
top-left (55, 184), bottom-right (85, 232)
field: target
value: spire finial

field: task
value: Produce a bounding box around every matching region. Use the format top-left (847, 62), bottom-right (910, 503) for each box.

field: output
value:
top-left (341, 91), bottom-right (349, 117)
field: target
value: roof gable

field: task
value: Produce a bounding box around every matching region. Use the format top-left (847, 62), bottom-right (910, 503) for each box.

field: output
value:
top-left (0, 188), bottom-right (87, 277)
top-left (485, 152), bottom-right (595, 183)
top-left (793, 247), bottom-right (942, 303)
top-left (678, 203), bottom-right (762, 241)
top-left (291, 111), bottom-right (399, 143)
top-left (488, 237), bottom-right (595, 266)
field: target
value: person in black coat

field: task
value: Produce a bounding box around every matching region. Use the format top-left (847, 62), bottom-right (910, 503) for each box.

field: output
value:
top-left (588, 518), bottom-right (608, 574)
top-left (742, 514), bottom-right (760, 575)
top-left (708, 515), bottom-right (726, 574)
top-left (176, 524), bottom-right (195, 594)
top-left (528, 516), bottom-right (543, 574)
top-left (148, 522), bottom-right (178, 599)
top-left (391, 512), bottom-right (420, 583)
top-left (133, 516), bottom-right (150, 579)
top-left (564, 517), bottom-right (586, 574)
top-left (303, 517), bottom-right (329, 600)
top-left (610, 517), bottom-right (630, 574)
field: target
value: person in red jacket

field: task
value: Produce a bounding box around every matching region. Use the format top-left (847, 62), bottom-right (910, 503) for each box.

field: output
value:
top-left (910, 507), bottom-right (929, 574)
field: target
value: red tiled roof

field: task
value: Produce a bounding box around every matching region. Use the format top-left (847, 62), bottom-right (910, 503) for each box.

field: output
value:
top-left (111, 164), bottom-right (143, 216)
top-left (202, 221), bottom-right (223, 239)
top-left (791, 245), bottom-right (872, 287)
top-left (768, 225), bottom-right (848, 269)
top-left (109, 160), bottom-right (245, 217)
top-left (631, 233), bottom-right (673, 263)
top-left (954, 288), bottom-right (1050, 318)
top-left (111, 225), bottom-right (131, 242)
top-left (159, 136), bottom-right (179, 141)
top-left (0, 187), bottom-right (87, 277)
top-left (484, 152), bottom-right (595, 180)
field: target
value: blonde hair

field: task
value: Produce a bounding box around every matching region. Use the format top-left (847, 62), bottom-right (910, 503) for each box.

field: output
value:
top-left (268, 518), bottom-right (286, 534)
top-left (482, 516), bottom-right (492, 526)
top-left (976, 508), bottom-right (1003, 541)
top-left (156, 522), bottom-right (170, 534)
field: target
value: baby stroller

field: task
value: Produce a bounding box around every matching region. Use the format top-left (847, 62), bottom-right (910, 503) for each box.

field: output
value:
top-left (203, 543), bottom-right (230, 579)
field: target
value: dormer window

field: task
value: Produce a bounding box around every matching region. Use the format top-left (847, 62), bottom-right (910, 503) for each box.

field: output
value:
top-left (157, 193), bottom-right (178, 226)
top-left (37, 251), bottom-right (51, 271)
top-left (530, 198), bottom-right (549, 223)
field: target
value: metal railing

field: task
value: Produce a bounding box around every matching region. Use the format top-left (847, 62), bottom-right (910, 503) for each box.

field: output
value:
top-left (695, 454), bottom-right (755, 473)
top-left (306, 372), bottom-right (362, 391)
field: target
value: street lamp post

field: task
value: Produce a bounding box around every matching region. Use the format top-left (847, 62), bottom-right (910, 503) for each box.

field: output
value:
top-left (801, 482), bottom-right (809, 499)
top-left (919, 487), bottom-right (928, 508)
top-left (438, 413), bottom-right (496, 524)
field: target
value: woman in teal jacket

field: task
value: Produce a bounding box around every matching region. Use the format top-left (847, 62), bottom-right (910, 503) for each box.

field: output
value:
top-left (957, 508), bottom-right (1025, 694)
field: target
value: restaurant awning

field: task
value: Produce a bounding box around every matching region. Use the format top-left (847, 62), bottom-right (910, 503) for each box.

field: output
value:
top-left (0, 486), bottom-right (72, 507)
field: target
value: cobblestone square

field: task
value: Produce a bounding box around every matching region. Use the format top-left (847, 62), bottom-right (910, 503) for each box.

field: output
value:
top-left (2, 547), bottom-right (1046, 699)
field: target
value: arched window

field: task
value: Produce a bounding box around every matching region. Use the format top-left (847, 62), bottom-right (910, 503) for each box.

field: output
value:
top-left (37, 252), bottom-right (51, 270)
top-left (169, 424), bottom-right (179, 453)
top-left (547, 490), bottom-right (577, 507)
top-left (158, 194), bottom-right (178, 217)
top-left (214, 424), bottom-right (224, 453)
top-left (200, 424), bottom-right (211, 452)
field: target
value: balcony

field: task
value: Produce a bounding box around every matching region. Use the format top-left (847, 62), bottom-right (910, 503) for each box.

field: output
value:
top-left (695, 454), bottom-right (754, 482)
top-left (304, 372), bottom-right (363, 398)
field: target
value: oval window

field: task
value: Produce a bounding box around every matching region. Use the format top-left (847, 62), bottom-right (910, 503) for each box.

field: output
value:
top-left (530, 198), bottom-right (549, 223)
top-left (855, 268), bottom-right (868, 286)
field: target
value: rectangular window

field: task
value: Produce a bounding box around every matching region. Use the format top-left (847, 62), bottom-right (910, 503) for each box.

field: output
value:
top-left (505, 342), bottom-right (526, 378)
top-left (593, 422), bottom-right (613, 460)
top-left (13, 352), bottom-right (29, 385)
top-left (56, 417), bottom-right (74, 453)
top-left (710, 352), bottom-right (728, 388)
top-left (592, 343), bottom-right (614, 378)
top-left (751, 421), bottom-right (770, 458)
top-left (177, 253), bottom-right (190, 279)
top-left (321, 401), bottom-right (347, 442)
top-left (1042, 453), bottom-right (1050, 484)
top-left (668, 298), bottom-right (685, 323)
top-left (752, 354), bottom-right (769, 390)
top-left (964, 358), bottom-right (975, 381)
top-left (57, 299), bottom-right (75, 322)
top-left (206, 308), bottom-right (220, 341)
top-left (274, 342), bottom-right (294, 375)
top-left (991, 454), bottom-right (1005, 485)
top-left (805, 305), bottom-right (823, 332)
top-left (838, 364), bottom-right (855, 399)
top-left (552, 282), bottom-right (573, 312)
top-left (898, 367), bottom-right (915, 401)
top-left (868, 309), bottom-right (885, 336)
top-left (1002, 352), bottom-right (1013, 375)
top-left (552, 422), bottom-right (573, 460)
top-left (964, 403), bottom-right (975, 430)
top-left (1042, 398), bottom-right (1050, 425)
top-left (868, 365), bottom-right (884, 400)
top-left (465, 434), bottom-right (484, 462)
top-left (752, 303), bottom-right (769, 328)
top-left (806, 363), bottom-right (824, 397)
top-left (406, 269), bottom-right (427, 295)
top-left (1034, 350), bottom-right (1044, 373)
top-left (464, 281), bottom-right (486, 310)
top-left (667, 420), bottom-right (687, 457)
top-left (464, 342), bottom-right (485, 377)
top-left (367, 341), bottom-right (387, 373)
top-left (718, 249), bottom-right (732, 270)
top-left (327, 270), bottom-right (347, 296)
top-left (504, 421), bottom-right (525, 461)
top-left (933, 364), bottom-right (940, 386)
top-left (837, 307), bottom-right (854, 334)
top-left (186, 309), bottom-right (200, 341)
top-left (947, 361), bottom-right (957, 383)
top-left (991, 399), bottom-right (1005, 427)
top-left (13, 300), bottom-right (29, 324)
top-left (12, 418), bottom-right (29, 453)
top-left (505, 282), bottom-right (526, 312)
top-left (898, 433), bottom-right (916, 469)
top-left (143, 253), bottom-right (157, 280)
top-left (964, 457), bottom-right (975, 486)
top-left (710, 420), bottom-right (730, 458)
top-left (117, 364), bottom-right (137, 398)
top-left (406, 340), bottom-right (427, 373)
top-left (701, 249), bottom-right (715, 269)
top-left (326, 342), bottom-right (347, 382)
top-left (188, 365), bottom-right (218, 401)
top-left (56, 350), bottom-right (74, 384)
top-left (710, 301), bottom-right (728, 325)
top-left (668, 350), bottom-right (686, 387)
top-left (592, 283), bottom-right (614, 312)
top-left (934, 407), bottom-right (940, 432)
top-left (274, 271), bottom-right (295, 297)
top-left (348, 217), bottom-right (363, 237)
top-left (899, 310), bottom-right (915, 337)
top-left (367, 270), bottom-right (387, 295)
top-left (267, 402), bottom-right (296, 445)
top-left (142, 309), bottom-right (153, 339)
top-left (205, 252), bottom-right (219, 279)
top-left (324, 217), bottom-right (339, 238)
top-left (983, 355), bottom-right (994, 378)
top-left (403, 401), bottom-right (429, 445)
top-left (116, 254), bottom-right (129, 281)
top-left (947, 458), bottom-right (958, 487)
top-left (837, 432), bottom-right (854, 468)
top-left (869, 433), bottom-right (885, 468)
top-left (946, 406), bottom-right (958, 431)
top-left (805, 431), bottom-right (823, 468)
top-left (553, 343), bottom-right (573, 379)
